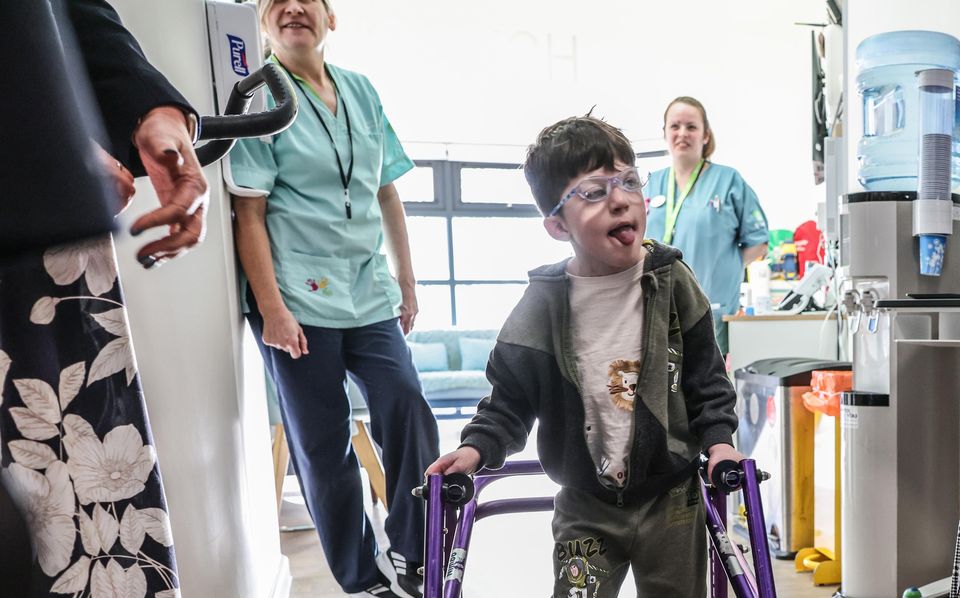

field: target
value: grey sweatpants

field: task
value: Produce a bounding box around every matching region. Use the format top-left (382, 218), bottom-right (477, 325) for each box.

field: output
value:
top-left (551, 475), bottom-right (707, 598)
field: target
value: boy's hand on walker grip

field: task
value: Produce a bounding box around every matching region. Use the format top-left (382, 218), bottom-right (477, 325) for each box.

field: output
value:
top-left (706, 443), bottom-right (744, 482)
top-left (426, 446), bottom-right (481, 476)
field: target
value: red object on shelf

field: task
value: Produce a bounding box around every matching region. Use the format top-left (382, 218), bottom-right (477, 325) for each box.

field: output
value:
top-left (793, 220), bottom-right (823, 278)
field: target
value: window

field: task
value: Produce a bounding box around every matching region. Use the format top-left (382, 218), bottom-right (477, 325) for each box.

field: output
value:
top-left (401, 153), bottom-right (665, 329)
top-left (413, 284), bottom-right (454, 330)
top-left (393, 165), bottom-right (437, 204)
top-left (402, 160), bottom-right (553, 329)
top-left (460, 167), bottom-right (534, 206)
top-left (452, 217), bottom-right (569, 281)
top-left (455, 284), bottom-right (527, 329)
top-left (407, 217), bottom-right (449, 280)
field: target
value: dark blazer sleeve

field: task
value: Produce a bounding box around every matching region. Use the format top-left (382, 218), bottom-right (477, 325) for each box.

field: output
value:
top-left (0, 1), bottom-right (200, 254)
top-left (65, 0), bottom-right (198, 172)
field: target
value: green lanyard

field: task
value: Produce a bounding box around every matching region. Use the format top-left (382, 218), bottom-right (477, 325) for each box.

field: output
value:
top-left (663, 159), bottom-right (704, 245)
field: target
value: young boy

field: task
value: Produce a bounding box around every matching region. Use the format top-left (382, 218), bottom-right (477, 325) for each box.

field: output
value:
top-left (426, 116), bottom-right (742, 597)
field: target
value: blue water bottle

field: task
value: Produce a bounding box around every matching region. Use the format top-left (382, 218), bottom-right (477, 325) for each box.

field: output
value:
top-left (856, 30), bottom-right (960, 191)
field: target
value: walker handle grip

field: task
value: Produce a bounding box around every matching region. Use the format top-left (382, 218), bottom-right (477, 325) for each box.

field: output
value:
top-left (440, 472), bottom-right (475, 506)
top-left (710, 459), bottom-right (771, 494)
top-left (128, 63), bottom-right (298, 177)
top-left (711, 459), bottom-right (744, 493)
top-left (193, 63), bottom-right (298, 168)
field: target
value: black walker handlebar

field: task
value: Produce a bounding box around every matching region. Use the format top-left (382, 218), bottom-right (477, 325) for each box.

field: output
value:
top-left (130, 63), bottom-right (298, 177)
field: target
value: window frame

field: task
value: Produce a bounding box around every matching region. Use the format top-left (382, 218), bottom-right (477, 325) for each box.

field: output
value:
top-left (401, 151), bottom-right (666, 327)
top-left (403, 160), bottom-right (537, 326)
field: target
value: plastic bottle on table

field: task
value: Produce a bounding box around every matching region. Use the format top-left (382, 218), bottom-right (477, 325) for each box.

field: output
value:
top-left (748, 261), bottom-right (772, 314)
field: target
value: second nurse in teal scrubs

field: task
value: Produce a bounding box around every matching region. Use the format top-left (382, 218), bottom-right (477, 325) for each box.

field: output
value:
top-left (645, 97), bottom-right (769, 355)
top-left (229, 1), bottom-right (438, 596)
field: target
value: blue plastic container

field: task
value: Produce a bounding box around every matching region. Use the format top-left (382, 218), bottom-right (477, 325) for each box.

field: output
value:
top-left (856, 31), bottom-right (960, 191)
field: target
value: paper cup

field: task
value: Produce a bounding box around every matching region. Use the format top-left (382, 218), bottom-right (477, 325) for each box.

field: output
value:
top-left (919, 234), bottom-right (946, 276)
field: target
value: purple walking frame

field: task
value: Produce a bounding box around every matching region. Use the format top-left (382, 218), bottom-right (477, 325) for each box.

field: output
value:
top-left (418, 458), bottom-right (777, 598)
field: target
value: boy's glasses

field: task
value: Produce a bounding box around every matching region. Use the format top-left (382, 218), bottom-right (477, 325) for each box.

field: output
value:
top-left (548, 167), bottom-right (648, 217)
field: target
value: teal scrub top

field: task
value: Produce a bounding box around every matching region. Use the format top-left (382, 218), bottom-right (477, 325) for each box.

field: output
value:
top-left (645, 163), bottom-right (768, 319)
top-left (229, 59), bottom-right (414, 329)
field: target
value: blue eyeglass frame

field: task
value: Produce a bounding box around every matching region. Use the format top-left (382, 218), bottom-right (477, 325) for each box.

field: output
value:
top-left (547, 167), bottom-right (648, 217)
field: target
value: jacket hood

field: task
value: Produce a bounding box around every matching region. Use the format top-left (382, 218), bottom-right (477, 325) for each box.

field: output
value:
top-left (527, 240), bottom-right (683, 281)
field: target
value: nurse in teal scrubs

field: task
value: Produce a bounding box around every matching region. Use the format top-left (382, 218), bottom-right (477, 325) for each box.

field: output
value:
top-left (645, 97), bottom-right (769, 355)
top-left (229, 1), bottom-right (438, 596)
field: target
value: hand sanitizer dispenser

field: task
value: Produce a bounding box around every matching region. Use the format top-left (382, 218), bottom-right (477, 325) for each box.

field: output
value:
top-left (206, 1), bottom-right (265, 195)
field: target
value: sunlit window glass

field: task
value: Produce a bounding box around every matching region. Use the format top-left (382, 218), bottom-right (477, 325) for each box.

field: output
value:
top-left (394, 166), bottom-right (436, 203)
top-left (453, 217), bottom-right (572, 280)
top-left (455, 284), bottom-right (527, 329)
top-left (413, 285), bottom-right (453, 329)
top-left (460, 168), bottom-right (534, 206)
top-left (406, 217), bottom-right (449, 280)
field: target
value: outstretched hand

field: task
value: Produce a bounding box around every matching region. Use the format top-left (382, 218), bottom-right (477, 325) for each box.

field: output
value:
top-left (129, 106), bottom-right (209, 269)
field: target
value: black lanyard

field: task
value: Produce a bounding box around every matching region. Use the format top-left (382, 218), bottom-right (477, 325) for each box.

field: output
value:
top-left (279, 61), bottom-right (354, 219)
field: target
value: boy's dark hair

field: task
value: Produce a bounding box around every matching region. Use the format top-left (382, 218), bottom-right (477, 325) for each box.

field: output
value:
top-left (523, 116), bottom-right (636, 217)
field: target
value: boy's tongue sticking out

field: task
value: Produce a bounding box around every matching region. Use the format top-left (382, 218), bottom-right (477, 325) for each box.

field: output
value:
top-left (609, 223), bottom-right (636, 245)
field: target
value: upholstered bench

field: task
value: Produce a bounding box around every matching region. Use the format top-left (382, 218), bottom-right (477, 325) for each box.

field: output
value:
top-left (404, 329), bottom-right (496, 419)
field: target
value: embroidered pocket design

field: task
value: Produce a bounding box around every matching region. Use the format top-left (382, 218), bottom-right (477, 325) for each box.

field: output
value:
top-left (305, 277), bottom-right (333, 296)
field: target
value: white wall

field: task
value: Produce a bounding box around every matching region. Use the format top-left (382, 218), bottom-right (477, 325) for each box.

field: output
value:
top-left (107, 1), bottom-right (289, 597)
top-left (325, 0), bottom-right (824, 230)
top-left (844, 0), bottom-right (960, 193)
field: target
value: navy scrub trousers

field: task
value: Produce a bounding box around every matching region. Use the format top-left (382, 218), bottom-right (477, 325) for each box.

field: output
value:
top-left (247, 307), bottom-right (440, 593)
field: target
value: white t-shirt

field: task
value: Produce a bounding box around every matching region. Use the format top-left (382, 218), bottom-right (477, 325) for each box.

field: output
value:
top-left (567, 257), bottom-right (645, 487)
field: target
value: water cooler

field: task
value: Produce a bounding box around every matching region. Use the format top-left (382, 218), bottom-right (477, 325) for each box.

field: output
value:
top-left (839, 191), bottom-right (960, 596)
top-left (839, 29), bottom-right (960, 597)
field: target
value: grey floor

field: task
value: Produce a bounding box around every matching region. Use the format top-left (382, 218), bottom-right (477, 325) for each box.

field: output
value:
top-left (280, 419), bottom-right (839, 598)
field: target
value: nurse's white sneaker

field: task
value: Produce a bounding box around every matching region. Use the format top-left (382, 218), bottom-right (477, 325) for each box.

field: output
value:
top-left (386, 548), bottom-right (423, 598)
top-left (349, 572), bottom-right (404, 598)
top-left (354, 584), bottom-right (402, 597)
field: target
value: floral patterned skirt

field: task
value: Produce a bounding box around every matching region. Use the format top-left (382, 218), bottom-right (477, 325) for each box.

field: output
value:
top-left (0, 236), bottom-right (179, 598)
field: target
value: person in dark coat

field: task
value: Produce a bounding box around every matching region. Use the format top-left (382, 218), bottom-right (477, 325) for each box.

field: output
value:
top-left (0, 2), bottom-right (208, 596)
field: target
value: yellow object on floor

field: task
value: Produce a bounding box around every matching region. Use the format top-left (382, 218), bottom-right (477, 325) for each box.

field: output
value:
top-left (795, 370), bottom-right (852, 586)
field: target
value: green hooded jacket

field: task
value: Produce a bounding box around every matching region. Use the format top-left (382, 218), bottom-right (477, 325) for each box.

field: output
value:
top-left (460, 240), bottom-right (738, 506)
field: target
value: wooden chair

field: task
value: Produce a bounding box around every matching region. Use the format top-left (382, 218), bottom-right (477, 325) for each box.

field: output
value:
top-left (272, 423), bottom-right (289, 511)
top-left (351, 415), bottom-right (388, 511)
top-left (271, 416), bottom-right (389, 513)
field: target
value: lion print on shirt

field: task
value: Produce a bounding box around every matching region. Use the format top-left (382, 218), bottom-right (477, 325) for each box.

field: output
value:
top-left (606, 359), bottom-right (641, 411)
